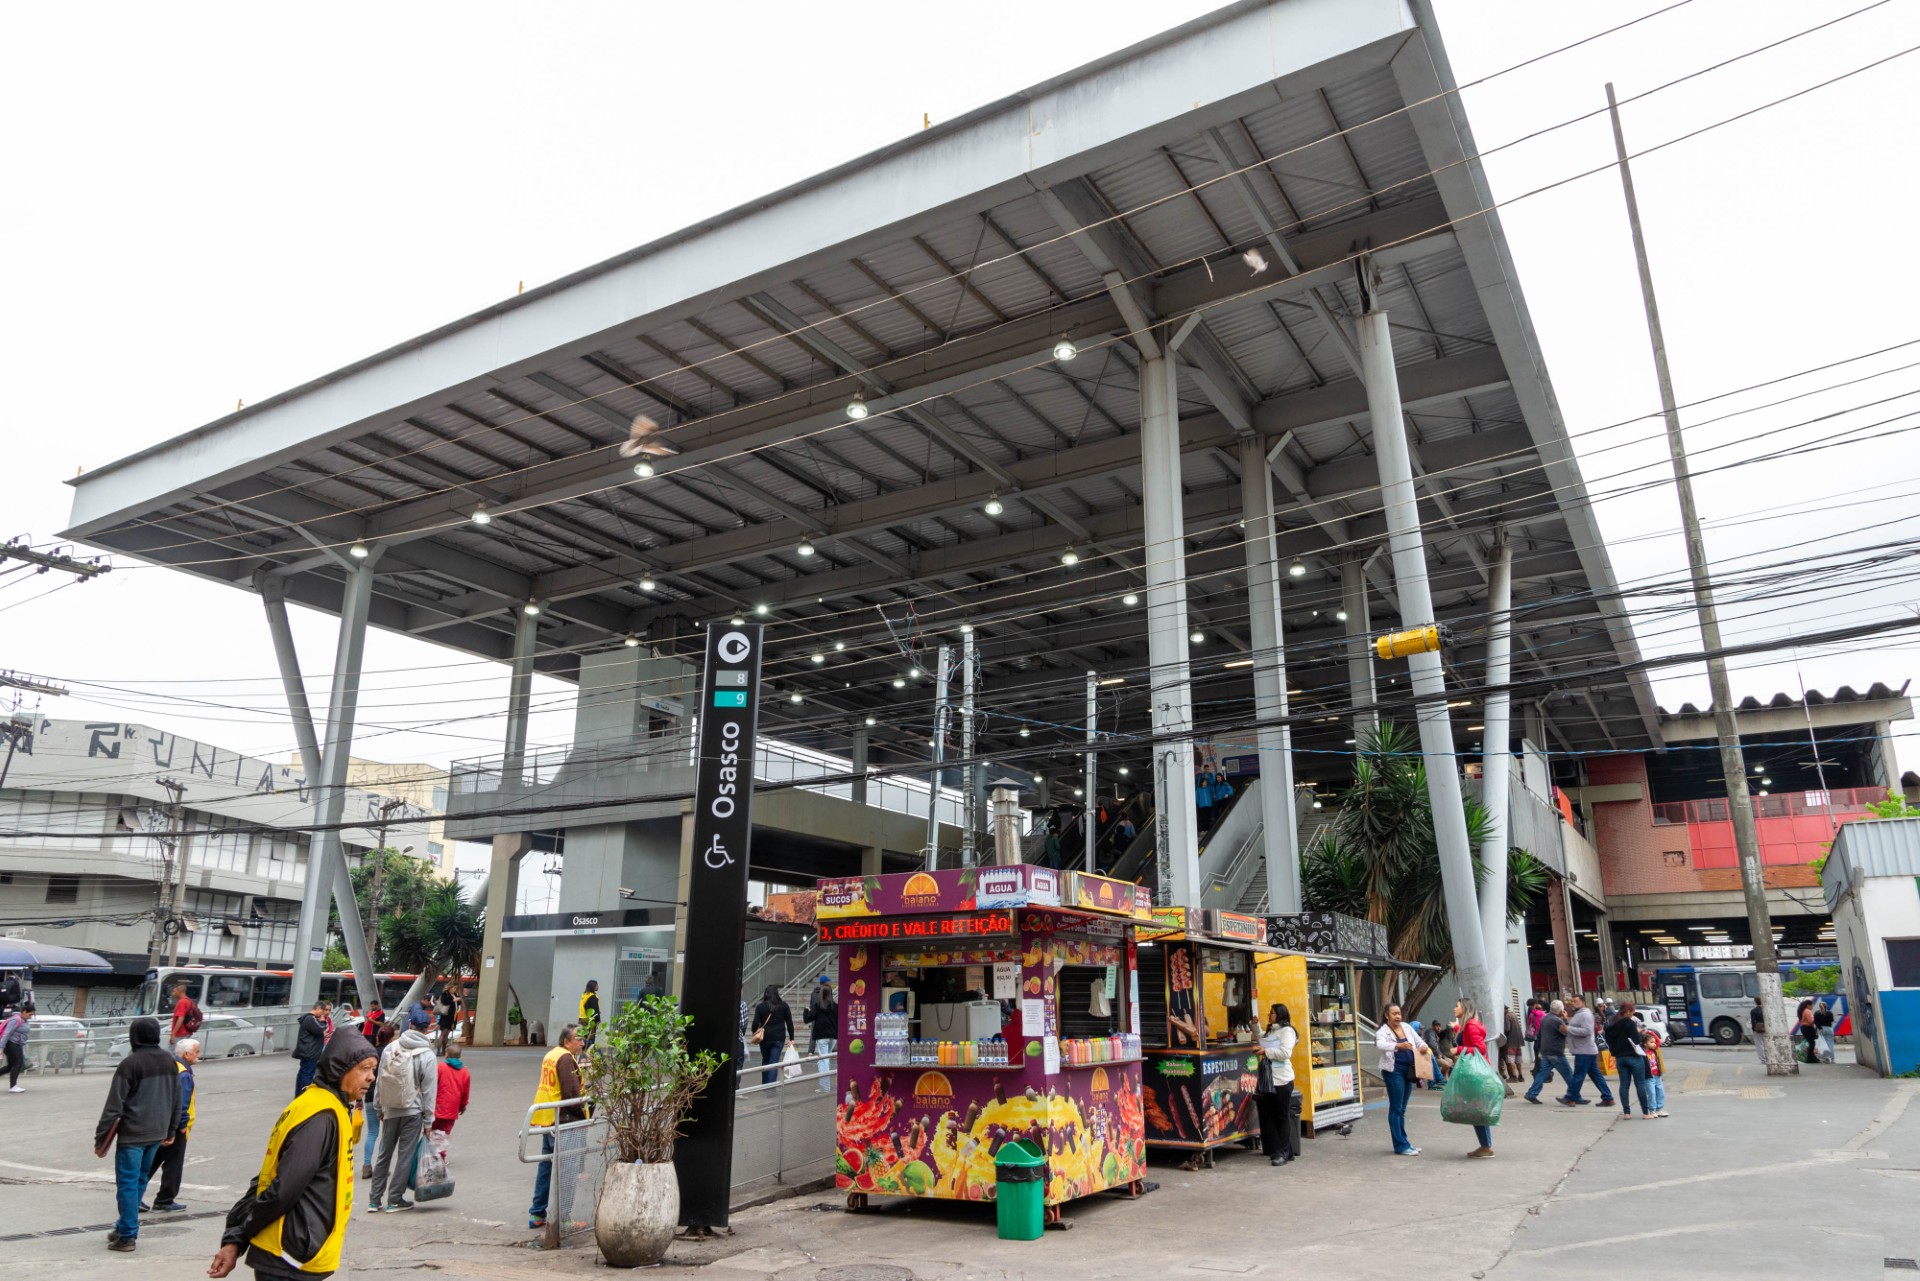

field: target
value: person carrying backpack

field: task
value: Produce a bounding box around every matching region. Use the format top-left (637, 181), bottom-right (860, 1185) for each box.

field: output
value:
top-left (169, 984), bottom-right (203, 1048)
top-left (367, 1007), bottom-right (437, 1213)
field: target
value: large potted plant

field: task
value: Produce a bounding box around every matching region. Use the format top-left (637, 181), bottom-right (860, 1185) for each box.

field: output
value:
top-left (578, 995), bottom-right (723, 1267)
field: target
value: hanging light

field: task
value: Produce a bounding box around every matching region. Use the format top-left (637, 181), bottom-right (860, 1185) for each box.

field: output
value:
top-left (796, 539), bottom-right (815, 557)
top-left (1119, 766), bottom-right (1130, 776)
top-left (1019, 726), bottom-right (1031, 738)
top-left (348, 542), bottom-right (370, 560)
top-left (523, 601), bottom-right (542, 617)
top-left (731, 614), bottom-right (746, 625)
top-left (811, 653), bottom-right (825, 665)
top-left (623, 633), bottom-right (641, 648)
top-left (983, 493), bottom-right (1005, 517)
top-left (910, 667), bottom-right (922, 679)
top-left (1335, 608), bottom-right (1348, 622)
top-left (1190, 629), bottom-right (1205, 644)
top-left (1060, 547), bottom-right (1079, 567)
top-left (833, 640), bottom-right (846, 651)
top-left (1074, 788), bottom-right (1085, 797)
top-left (1052, 334), bottom-right (1079, 362)
top-left (865, 715), bottom-right (877, 726)
top-left (1760, 776), bottom-right (1772, 786)
top-left (471, 503), bottom-right (492, 526)
top-left (1312, 797), bottom-right (1324, 810)
top-left (892, 677), bottom-right (906, 689)
top-left (755, 603), bottom-right (770, 617)
top-left (632, 460), bottom-right (655, 478)
top-left (789, 691), bottom-right (804, 704)
top-left (1122, 592), bottom-right (1139, 607)
top-left (1288, 557), bottom-right (1306, 578)
top-left (959, 622), bottom-right (973, 635)
top-left (639, 575), bottom-right (657, 592)
top-left (846, 391), bottom-right (870, 421)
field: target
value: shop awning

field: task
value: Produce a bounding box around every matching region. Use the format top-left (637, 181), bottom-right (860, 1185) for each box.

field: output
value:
top-left (0, 940), bottom-right (115, 974)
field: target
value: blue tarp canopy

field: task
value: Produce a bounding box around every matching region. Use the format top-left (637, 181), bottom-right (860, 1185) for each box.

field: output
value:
top-left (0, 940), bottom-right (115, 973)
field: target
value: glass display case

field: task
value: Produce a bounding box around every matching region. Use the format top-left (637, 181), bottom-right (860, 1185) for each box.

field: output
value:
top-left (1305, 960), bottom-right (1363, 1131)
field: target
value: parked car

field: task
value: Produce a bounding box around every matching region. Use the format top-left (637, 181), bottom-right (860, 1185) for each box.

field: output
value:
top-left (101, 1012), bottom-right (273, 1061)
top-left (24, 1014), bottom-right (91, 1071)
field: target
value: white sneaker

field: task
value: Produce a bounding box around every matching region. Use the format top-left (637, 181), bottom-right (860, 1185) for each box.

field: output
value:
top-left (7, 1086), bottom-right (22, 1093)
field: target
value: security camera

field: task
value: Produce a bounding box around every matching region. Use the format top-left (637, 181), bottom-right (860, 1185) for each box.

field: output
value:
top-left (618, 887), bottom-right (637, 900)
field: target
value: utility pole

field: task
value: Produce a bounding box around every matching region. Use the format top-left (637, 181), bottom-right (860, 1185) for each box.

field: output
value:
top-left (924, 645), bottom-right (951, 869)
top-left (0, 672), bottom-right (64, 790)
top-left (365, 796), bottom-right (408, 968)
top-left (0, 539), bottom-right (112, 580)
top-left (961, 632), bottom-right (977, 867)
top-left (150, 779), bottom-right (186, 968)
top-left (1608, 83), bottom-right (1791, 1074)
top-left (1084, 672), bottom-right (1098, 874)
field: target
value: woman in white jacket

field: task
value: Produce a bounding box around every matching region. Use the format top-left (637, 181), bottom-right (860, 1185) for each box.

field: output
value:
top-left (1254, 1004), bottom-right (1299, 1167)
top-left (1375, 1004), bottom-right (1425, 1156)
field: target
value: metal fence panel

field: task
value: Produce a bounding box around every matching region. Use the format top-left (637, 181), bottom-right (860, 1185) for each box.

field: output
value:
top-left (730, 1051), bottom-right (839, 1201)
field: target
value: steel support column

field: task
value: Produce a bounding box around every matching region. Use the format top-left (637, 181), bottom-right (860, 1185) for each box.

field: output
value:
top-left (1477, 536), bottom-right (1513, 1013)
top-left (925, 645), bottom-right (951, 867)
top-left (1238, 437), bottom-right (1300, 914)
top-left (1140, 350), bottom-right (1201, 905)
top-left (1341, 556), bottom-right (1376, 739)
top-left (289, 561), bottom-right (379, 1012)
top-left (962, 634), bottom-right (978, 866)
top-left (503, 607), bottom-right (538, 783)
top-left (1356, 304), bottom-right (1491, 1021)
top-left (262, 572), bottom-right (379, 1016)
top-left (850, 727), bottom-right (870, 805)
top-left (475, 832), bottom-right (531, 1044)
top-left (1084, 671), bottom-right (1098, 875)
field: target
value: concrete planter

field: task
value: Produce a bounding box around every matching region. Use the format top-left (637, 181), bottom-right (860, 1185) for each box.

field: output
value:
top-left (595, 1160), bottom-right (678, 1267)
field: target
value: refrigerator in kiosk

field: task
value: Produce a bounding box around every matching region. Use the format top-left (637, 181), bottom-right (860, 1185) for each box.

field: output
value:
top-left (817, 865), bottom-right (1153, 1225)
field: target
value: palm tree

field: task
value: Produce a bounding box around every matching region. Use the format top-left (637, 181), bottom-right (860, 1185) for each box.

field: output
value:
top-left (1301, 721), bottom-right (1547, 1015)
top-left (382, 882), bottom-right (484, 1010)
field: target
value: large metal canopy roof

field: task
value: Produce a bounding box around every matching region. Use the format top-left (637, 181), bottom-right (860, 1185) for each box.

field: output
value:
top-left (64, 0), bottom-right (1662, 782)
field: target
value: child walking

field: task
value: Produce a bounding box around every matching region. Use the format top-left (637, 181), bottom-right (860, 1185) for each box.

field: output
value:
top-left (1642, 1027), bottom-right (1668, 1118)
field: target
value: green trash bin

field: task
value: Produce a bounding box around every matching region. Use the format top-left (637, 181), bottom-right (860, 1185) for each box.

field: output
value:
top-left (993, 1138), bottom-right (1047, 1241)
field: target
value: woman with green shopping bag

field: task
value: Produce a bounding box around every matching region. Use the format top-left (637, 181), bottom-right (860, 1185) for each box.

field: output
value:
top-left (1440, 998), bottom-right (1502, 1158)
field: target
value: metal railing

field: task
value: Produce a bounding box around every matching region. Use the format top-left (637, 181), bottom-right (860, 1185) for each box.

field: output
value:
top-left (15, 1010), bottom-right (298, 1072)
top-left (516, 1099), bottom-right (613, 1248)
top-left (730, 1049), bottom-right (839, 1201)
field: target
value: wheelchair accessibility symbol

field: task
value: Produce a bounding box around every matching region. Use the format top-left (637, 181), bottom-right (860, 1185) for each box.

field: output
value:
top-left (703, 832), bottom-right (735, 869)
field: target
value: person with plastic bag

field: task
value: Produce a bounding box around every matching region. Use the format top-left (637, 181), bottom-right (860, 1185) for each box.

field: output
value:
top-left (1440, 998), bottom-right (1500, 1158)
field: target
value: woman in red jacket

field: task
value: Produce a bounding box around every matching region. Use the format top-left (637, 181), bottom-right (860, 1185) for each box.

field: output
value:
top-left (1453, 999), bottom-right (1496, 1159)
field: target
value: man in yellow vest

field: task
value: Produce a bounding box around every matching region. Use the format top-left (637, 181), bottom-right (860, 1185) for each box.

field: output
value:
top-left (208, 1028), bottom-right (377, 1280)
top-left (141, 1036), bottom-right (199, 1214)
top-left (528, 1023), bottom-right (586, 1232)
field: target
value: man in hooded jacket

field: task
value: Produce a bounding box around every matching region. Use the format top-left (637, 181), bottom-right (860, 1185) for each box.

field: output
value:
top-left (95, 1015), bottom-right (180, 1252)
top-left (209, 1029), bottom-right (377, 1280)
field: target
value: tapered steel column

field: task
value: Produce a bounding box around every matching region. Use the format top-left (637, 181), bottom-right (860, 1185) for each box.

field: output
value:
top-left (1238, 436), bottom-right (1300, 914)
top-left (1478, 537), bottom-right (1513, 1013)
top-left (1357, 304), bottom-right (1491, 1021)
top-left (1139, 351), bottom-right (1200, 905)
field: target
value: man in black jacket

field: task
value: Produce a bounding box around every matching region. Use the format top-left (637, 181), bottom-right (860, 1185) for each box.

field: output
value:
top-left (210, 1029), bottom-right (377, 1281)
top-left (1523, 999), bottom-right (1575, 1104)
top-left (94, 1016), bottom-right (179, 1253)
top-left (293, 1000), bottom-right (332, 1096)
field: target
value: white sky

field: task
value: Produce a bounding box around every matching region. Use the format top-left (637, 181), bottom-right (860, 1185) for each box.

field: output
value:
top-left (4, 0), bottom-right (1919, 826)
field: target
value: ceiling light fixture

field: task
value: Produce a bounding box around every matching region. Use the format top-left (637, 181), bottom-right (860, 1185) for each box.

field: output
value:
top-left (811, 653), bottom-right (825, 665)
top-left (1122, 592), bottom-right (1139, 607)
top-left (865, 715), bottom-right (877, 726)
top-left (755, 603), bottom-right (770, 617)
top-left (639, 575), bottom-right (657, 592)
top-left (1061, 547), bottom-right (1079, 566)
top-left (983, 493), bottom-right (1005, 517)
top-left (796, 539), bottom-right (815, 557)
top-left (1223, 659), bottom-right (1254, 669)
top-left (731, 614), bottom-right (745, 625)
top-left (624, 633), bottom-right (641, 648)
top-left (1312, 798), bottom-right (1324, 810)
top-left (1019, 727), bottom-right (1031, 738)
top-left (1288, 557), bottom-right (1306, 578)
top-left (892, 678), bottom-right (906, 689)
top-left (789, 692), bottom-right (804, 704)
top-left (1190, 630), bottom-right (1205, 644)
top-left (1052, 334), bottom-right (1079, 362)
top-left (632, 460), bottom-right (655, 478)
top-left (471, 503), bottom-right (492, 526)
top-left (1119, 766), bottom-right (1129, 776)
top-left (1334, 608), bottom-right (1348, 621)
top-left (348, 541), bottom-right (370, 559)
top-left (523, 601), bottom-right (542, 617)
top-left (833, 640), bottom-right (845, 651)
top-left (960, 622), bottom-right (973, 635)
top-left (1099, 677), bottom-right (1125, 687)
top-left (846, 391), bottom-right (870, 421)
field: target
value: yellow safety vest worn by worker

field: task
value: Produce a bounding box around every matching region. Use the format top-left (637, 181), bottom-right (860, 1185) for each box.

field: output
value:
top-left (249, 1087), bottom-right (359, 1274)
top-left (531, 1045), bottom-right (575, 1127)
top-left (177, 1061), bottom-right (195, 1139)
top-left (579, 991), bottom-right (598, 1024)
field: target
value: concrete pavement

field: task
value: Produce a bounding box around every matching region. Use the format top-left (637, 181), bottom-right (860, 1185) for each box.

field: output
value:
top-left (1, 1043), bottom-right (1910, 1280)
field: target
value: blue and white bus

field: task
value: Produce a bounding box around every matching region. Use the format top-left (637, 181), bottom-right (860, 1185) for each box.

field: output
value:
top-left (1654, 960), bottom-right (1845, 1045)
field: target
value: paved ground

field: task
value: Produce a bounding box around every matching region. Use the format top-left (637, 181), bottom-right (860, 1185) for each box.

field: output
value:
top-left (2, 1043), bottom-right (1913, 1280)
